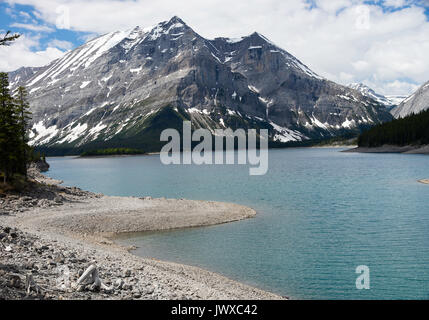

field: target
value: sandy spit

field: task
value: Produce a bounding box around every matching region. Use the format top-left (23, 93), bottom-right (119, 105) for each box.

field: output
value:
top-left (15, 196), bottom-right (257, 241)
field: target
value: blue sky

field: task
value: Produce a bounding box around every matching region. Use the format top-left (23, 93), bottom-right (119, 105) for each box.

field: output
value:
top-left (1, 0), bottom-right (429, 95)
top-left (0, 2), bottom-right (89, 50)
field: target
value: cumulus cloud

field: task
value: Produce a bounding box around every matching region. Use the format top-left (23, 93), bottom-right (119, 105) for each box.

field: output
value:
top-left (0, 35), bottom-right (65, 72)
top-left (382, 80), bottom-right (420, 95)
top-left (3, 0), bottom-right (429, 95)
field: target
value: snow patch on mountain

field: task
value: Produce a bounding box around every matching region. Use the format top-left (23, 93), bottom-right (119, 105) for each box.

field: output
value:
top-left (270, 121), bottom-right (305, 142)
top-left (8, 16), bottom-right (393, 152)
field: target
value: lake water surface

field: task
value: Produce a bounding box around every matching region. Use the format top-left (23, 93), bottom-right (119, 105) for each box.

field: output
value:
top-left (46, 148), bottom-right (429, 299)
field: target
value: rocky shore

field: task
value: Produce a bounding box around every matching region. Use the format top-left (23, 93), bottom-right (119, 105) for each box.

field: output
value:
top-left (1, 169), bottom-right (282, 300)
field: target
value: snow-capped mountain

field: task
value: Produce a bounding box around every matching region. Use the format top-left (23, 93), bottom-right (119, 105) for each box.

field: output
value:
top-left (8, 16), bottom-right (392, 154)
top-left (390, 80), bottom-right (429, 118)
top-left (348, 83), bottom-right (406, 107)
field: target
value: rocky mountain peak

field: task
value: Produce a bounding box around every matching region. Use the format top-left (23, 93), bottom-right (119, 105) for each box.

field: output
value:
top-left (148, 16), bottom-right (191, 36)
top-left (168, 15), bottom-right (187, 25)
top-left (7, 16), bottom-right (393, 155)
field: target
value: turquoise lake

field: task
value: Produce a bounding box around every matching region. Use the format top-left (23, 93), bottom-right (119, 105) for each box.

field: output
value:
top-left (46, 148), bottom-right (429, 300)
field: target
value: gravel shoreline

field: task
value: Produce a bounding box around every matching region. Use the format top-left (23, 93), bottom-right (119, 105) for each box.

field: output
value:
top-left (344, 145), bottom-right (429, 154)
top-left (1, 169), bottom-right (283, 300)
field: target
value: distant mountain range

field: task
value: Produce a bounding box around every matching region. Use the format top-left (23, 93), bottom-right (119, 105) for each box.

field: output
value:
top-left (348, 82), bottom-right (429, 119)
top-left (8, 16), bottom-right (393, 154)
top-left (348, 83), bottom-right (406, 108)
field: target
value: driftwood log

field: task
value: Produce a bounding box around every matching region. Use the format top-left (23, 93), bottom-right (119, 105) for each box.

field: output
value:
top-left (75, 264), bottom-right (112, 292)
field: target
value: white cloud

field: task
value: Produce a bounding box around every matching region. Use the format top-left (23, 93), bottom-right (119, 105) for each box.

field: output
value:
top-left (47, 39), bottom-right (73, 50)
top-left (383, 0), bottom-right (411, 8)
top-left (0, 35), bottom-right (65, 72)
top-left (9, 22), bottom-right (54, 33)
top-left (19, 11), bottom-right (31, 20)
top-left (383, 80), bottom-right (420, 94)
top-left (5, 6), bottom-right (17, 18)
top-left (313, 0), bottom-right (352, 13)
top-left (78, 33), bottom-right (99, 43)
top-left (3, 0), bottom-right (429, 95)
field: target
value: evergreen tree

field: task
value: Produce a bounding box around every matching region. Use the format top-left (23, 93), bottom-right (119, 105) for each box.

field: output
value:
top-left (0, 31), bottom-right (20, 46)
top-left (358, 109), bottom-right (429, 147)
top-left (15, 86), bottom-right (32, 177)
top-left (1, 30), bottom-right (26, 183)
top-left (0, 73), bottom-right (32, 182)
top-left (0, 73), bottom-right (21, 182)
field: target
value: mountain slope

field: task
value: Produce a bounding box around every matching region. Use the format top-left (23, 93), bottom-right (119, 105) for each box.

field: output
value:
top-left (391, 81), bottom-right (429, 118)
top-left (9, 16), bottom-right (392, 154)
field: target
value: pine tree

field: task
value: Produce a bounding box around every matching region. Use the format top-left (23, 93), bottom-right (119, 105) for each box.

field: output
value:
top-left (0, 31), bottom-right (20, 46)
top-left (15, 86), bottom-right (32, 177)
top-left (358, 109), bottom-right (429, 147)
top-left (0, 73), bottom-right (17, 182)
top-left (0, 73), bottom-right (27, 183)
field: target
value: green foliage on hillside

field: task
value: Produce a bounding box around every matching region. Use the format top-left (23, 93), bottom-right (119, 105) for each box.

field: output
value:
top-left (358, 109), bottom-right (429, 147)
top-left (80, 148), bottom-right (146, 157)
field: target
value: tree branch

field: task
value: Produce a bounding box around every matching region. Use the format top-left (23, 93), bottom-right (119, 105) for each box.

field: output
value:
top-left (0, 31), bottom-right (20, 46)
